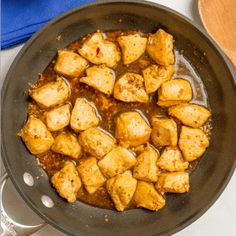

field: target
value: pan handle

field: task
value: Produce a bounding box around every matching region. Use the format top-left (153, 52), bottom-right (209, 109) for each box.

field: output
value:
top-left (0, 172), bottom-right (46, 236)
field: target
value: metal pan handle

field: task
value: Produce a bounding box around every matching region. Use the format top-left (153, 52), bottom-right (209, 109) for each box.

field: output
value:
top-left (0, 172), bottom-right (46, 236)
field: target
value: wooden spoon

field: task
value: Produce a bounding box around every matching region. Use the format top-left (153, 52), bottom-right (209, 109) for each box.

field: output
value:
top-left (198, 0), bottom-right (236, 67)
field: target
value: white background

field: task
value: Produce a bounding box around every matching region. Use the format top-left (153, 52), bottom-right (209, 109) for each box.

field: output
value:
top-left (1, 0), bottom-right (235, 235)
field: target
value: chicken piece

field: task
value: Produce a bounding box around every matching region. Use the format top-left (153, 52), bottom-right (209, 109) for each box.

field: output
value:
top-left (70, 98), bottom-right (99, 132)
top-left (147, 29), bottom-right (174, 66)
top-left (78, 32), bottom-right (120, 67)
top-left (54, 50), bottom-right (88, 77)
top-left (115, 112), bottom-right (152, 147)
top-left (151, 117), bottom-right (177, 147)
top-left (106, 171), bottom-right (137, 211)
top-left (18, 116), bottom-right (54, 155)
top-left (79, 127), bottom-right (116, 159)
top-left (142, 64), bottom-right (174, 94)
top-left (117, 34), bottom-right (147, 65)
top-left (133, 145), bottom-right (159, 182)
top-left (77, 157), bottom-right (106, 194)
top-left (45, 104), bottom-right (71, 131)
top-left (133, 181), bottom-right (165, 211)
top-left (179, 126), bottom-right (209, 162)
top-left (113, 73), bottom-right (149, 103)
top-left (157, 79), bottom-right (193, 107)
top-left (155, 172), bottom-right (189, 193)
top-left (80, 65), bottom-right (115, 95)
top-left (157, 146), bottom-right (189, 172)
top-left (98, 147), bottom-right (136, 178)
top-left (51, 132), bottom-right (82, 159)
top-left (29, 77), bottom-right (70, 108)
top-left (168, 103), bottom-right (211, 128)
top-left (51, 161), bottom-right (81, 202)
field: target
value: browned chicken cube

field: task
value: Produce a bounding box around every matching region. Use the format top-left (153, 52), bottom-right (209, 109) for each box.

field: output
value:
top-left (168, 103), bottom-right (211, 128)
top-left (155, 172), bottom-right (189, 193)
top-left (106, 171), bottom-right (137, 211)
top-left (78, 32), bottom-right (120, 67)
top-left (151, 117), bottom-right (177, 147)
top-left (77, 157), bottom-right (106, 194)
top-left (98, 147), bottom-right (136, 178)
top-left (142, 64), bottom-right (174, 94)
top-left (79, 127), bottom-right (116, 159)
top-left (51, 132), bottom-right (82, 159)
top-left (157, 79), bottom-right (193, 107)
top-left (147, 29), bottom-right (174, 66)
top-left (18, 116), bottom-right (54, 155)
top-left (70, 98), bottom-right (100, 132)
top-left (113, 73), bottom-right (149, 103)
top-left (45, 104), bottom-right (71, 131)
top-left (133, 181), bottom-right (165, 211)
top-left (54, 50), bottom-right (88, 77)
top-left (51, 161), bottom-right (81, 202)
top-left (157, 146), bottom-right (189, 172)
top-left (133, 145), bottom-right (159, 182)
top-left (115, 111), bottom-right (152, 147)
top-left (117, 34), bottom-right (147, 65)
top-left (29, 77), bottom-right (70, 108)
top-left (179, 126), bottom-right (209, 162)
top-left (80, 65), bottom-right (115, 95)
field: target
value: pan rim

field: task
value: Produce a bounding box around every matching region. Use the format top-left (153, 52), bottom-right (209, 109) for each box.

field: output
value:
top-left (1, 1), bottom-right (236, 236)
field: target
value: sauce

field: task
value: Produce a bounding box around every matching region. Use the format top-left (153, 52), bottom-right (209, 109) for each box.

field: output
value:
top-left (27, 30), bottom-right (211, 209)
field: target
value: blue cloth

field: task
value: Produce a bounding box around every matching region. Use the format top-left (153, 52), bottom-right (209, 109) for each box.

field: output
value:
top-left (1, 0), bottom-right (94, 49)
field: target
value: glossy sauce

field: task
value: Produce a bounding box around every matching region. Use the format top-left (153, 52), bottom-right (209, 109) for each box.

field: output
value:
top-left (27, 30), bottom-right (210, 210)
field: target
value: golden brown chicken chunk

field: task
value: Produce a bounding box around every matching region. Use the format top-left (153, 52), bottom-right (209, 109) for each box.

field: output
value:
top-left (51, 161), bottom-right (81, 202)
top-left (157, 146), bottom-right (189, 172)
top-left (113, 73), bottom-right (149, 103)
top-left (98, 147), bottom-right (136, 178)
top-left (45, 104), bottom-right (71, 131)
top-left (77, 157), bottom-right (106, 194)
top-left (29, 77), bottom-right (70, 108)
top-left (106, 171), bottom-right (137, 211)
top-left (51, 132), bottom-right (82, 159)
top-left (54, 50), bottom-right (88, 77)
top-left (18, 116), bottom-right (54, 155)
top-left (151, 117), bottom-right (177, 147)
top-left (155, 172), bottom-right (189, 193)
top-left (115, 111), bottom-right (152, 147)
top-left (142, 64), bottom-right (174, 94)
top-left (80, 65), bottom-right (115, 95)
top-left (157, 79), bottom-right (193, 107)
top-left (133, 145), bottom-right (159, 182)
top-left (179, 126), bottom-right (209, 162)
top-left (117, 34), bottom-right (147, 65)
top-left (79, 127), bottom-right (116, 159)
top-left (70, 98), bottom-right (100, 132)
top-left (147, 29), bottom-right (174, 66)
top-left (168, 103), bottom-right (211, 128)
top-left (133, 181), bottom-right (165, 211)
top-left (78, 32), bottom-right (120, 67)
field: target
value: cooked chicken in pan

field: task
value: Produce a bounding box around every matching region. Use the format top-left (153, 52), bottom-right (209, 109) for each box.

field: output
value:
top-left (20, 29), bottom-right (212, 212)
top-left (54, 50), bottom-right (88, 78)
top-left (51, 161), bottom-right (81, 202)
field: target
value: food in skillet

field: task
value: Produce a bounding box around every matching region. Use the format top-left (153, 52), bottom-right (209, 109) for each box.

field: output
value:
top-left (18, 29), bottom-right (212, 211)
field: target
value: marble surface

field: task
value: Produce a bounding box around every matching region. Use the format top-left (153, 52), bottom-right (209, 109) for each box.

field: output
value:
top-left (1, 0), bottom-right (235, 235)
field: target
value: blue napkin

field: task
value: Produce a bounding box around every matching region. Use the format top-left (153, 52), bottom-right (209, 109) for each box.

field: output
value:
top-left (1, 0), bottom-right (94, 49)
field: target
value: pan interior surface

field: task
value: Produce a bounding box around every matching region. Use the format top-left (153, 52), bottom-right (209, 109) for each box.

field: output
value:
top-left (1, 1), bottom-right (236, 236)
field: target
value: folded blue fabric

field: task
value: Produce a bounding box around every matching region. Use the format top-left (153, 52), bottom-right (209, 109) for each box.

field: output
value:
top-left (1, 0), bottom-right (94, 49)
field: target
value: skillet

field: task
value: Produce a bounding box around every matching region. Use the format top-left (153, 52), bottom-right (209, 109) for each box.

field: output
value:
top-left (1, 1), bottom-right (236, 235)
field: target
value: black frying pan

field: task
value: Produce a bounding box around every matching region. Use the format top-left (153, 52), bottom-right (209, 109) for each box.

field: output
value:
top-left (1, 1), bottom-right (236, 235)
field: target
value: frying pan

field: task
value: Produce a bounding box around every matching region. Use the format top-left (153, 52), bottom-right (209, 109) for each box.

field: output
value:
top-left (1, 1), bottom-right (236, 235)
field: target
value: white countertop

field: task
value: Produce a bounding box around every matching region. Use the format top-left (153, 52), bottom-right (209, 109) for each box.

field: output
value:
top-left (1, 0), bottom-right (235, 235)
